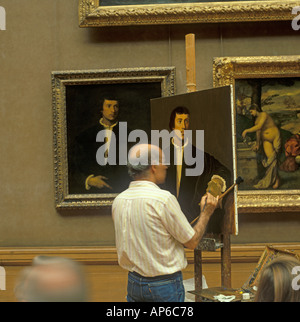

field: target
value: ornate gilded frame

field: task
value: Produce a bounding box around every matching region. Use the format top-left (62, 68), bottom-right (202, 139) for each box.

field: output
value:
top-left (52, 67), bottom-right (176, 209)
top-left (79, 0), bottom-right (299, 27)
top-left (213, 55), bottom-right (300, 213)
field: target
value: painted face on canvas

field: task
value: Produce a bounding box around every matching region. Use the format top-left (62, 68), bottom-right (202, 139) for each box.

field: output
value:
top-left (173, 113), bottom-right (190, 140)
top-left (102, 99), bottom-right (119, 125)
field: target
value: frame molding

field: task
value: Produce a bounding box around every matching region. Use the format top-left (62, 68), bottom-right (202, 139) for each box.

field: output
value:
top-left (0, 244), bottom-right (299, 265)
top-left (79, 0), bottom-right (300, 27)
top-left (213, 55), bottom-right (300, 213)
top-left (52, 67), bottom-right (176, 210)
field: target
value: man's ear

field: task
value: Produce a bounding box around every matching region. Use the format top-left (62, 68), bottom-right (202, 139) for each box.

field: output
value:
top-left (150, 164), bottom-right (158, 175)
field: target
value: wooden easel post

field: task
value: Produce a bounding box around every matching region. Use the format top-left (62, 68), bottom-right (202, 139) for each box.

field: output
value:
top-left (185, 34), bottom-right (197, 93)
top-left (185, 34), bottom-right (203, 300)
top-left (221, 191), bottom-right (234, 288)
top-left (185, 33), bottom-right (232, 300)
top-left (221, 234), bottom-right (231, 287)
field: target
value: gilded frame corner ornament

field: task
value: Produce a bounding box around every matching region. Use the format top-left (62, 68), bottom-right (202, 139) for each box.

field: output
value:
top-left (213, 55), bottom-right (300, 213)
top-left (79, 0), bottom-right (299, 27)
top-left (52, 67), bottom-right (176, 210)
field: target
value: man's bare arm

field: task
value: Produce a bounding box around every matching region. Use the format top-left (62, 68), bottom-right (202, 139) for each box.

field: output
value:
top-left (184, 193), bottom-right (218, 250)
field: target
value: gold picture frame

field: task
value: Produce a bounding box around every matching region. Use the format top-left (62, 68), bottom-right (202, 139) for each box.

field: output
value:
top-left (242, 245), bottom-right (300, 293)
top-left (52, 67), bottom-right (176, 209)
top-left (79, 0), bottom-right (299, 27)
top-left (213, 55), bottom-right (300, 213)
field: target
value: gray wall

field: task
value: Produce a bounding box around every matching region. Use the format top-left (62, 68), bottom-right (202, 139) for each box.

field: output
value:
top-left (0, 0), bottom-right (299, 246)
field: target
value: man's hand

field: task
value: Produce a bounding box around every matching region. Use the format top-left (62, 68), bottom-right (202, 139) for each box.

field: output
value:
top-left (87, 175), bottom-right (112, 190)
top-left (184, 193), bottom-right (218, 250)
top-left (200, 193), bottom-right (219, 217)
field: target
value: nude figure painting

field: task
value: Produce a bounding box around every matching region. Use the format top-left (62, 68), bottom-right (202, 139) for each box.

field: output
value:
top-left (236, 78), bottom-right (300, 191)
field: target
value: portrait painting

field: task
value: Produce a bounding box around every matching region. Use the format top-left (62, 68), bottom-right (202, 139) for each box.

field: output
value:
top-left (52, 67), bottom-right (175, 209)
top-left (213, 56), bottom-right (300, 213)
top-left (151, 86), bottom-right (238, 235)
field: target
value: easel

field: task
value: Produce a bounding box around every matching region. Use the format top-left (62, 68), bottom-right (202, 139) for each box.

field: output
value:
top-left (185, 34), bottom-right (235, 301)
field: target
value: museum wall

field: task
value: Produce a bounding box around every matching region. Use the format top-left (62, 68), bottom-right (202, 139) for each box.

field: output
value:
top-left (0, 0), bottom-right (299, 247)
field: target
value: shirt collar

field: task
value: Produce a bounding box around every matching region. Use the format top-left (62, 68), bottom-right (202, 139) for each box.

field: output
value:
top-left (171, 137), bottom-right (189, 149)
top-left (129, 180), bottom-right (160, 190)
top-left (99, 118), bottom-right (118, 129)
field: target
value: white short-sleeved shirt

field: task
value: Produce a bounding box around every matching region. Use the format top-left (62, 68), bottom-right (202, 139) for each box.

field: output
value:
top-left (112, 180), bottom-right (195, 277)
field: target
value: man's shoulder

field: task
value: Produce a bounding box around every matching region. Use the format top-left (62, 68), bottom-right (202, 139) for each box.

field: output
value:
top-left (113, 184), bottom-right (174, 203)
top-left (147, 186), bottom-right (177, 206)
top-left (113, 187), bottom-right (130, 200)
top-left (157, 186), bottom-right (174, 199)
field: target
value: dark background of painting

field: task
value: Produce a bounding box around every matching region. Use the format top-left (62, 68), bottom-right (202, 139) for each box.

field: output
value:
top-left (66, 82), bottom-right (162, 144)
top-left (151, 86), bottom-right (234, 172)
top-left (66, 82), bottom-right (162, 193)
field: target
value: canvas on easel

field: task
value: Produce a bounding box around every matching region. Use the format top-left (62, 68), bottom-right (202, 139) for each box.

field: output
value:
top-left (150, 86), bottom-right (238, 236)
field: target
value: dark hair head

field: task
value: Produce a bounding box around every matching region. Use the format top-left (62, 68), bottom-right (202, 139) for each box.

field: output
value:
top-left (169, 106), bottom-right (190, 131)
top-left (255, 255), bottom-right (300, 302)
top-left (100, 96), bottom-right (121, 112)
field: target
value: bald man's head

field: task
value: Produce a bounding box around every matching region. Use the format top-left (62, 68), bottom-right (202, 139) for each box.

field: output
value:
top-left (127, 144), bottom-right (166, 182)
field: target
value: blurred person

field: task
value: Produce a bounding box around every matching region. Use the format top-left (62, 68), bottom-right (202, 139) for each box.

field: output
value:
top-left (255, 255), bottom-right (300, 302)
top-left (112, 143), bottom-right (218, 302)
top-left (15, 256), bottom-right (88, 302)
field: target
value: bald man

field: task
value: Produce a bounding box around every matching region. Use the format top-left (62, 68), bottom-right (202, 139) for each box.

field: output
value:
top-left (112, 143), bottom-right (218, 302)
